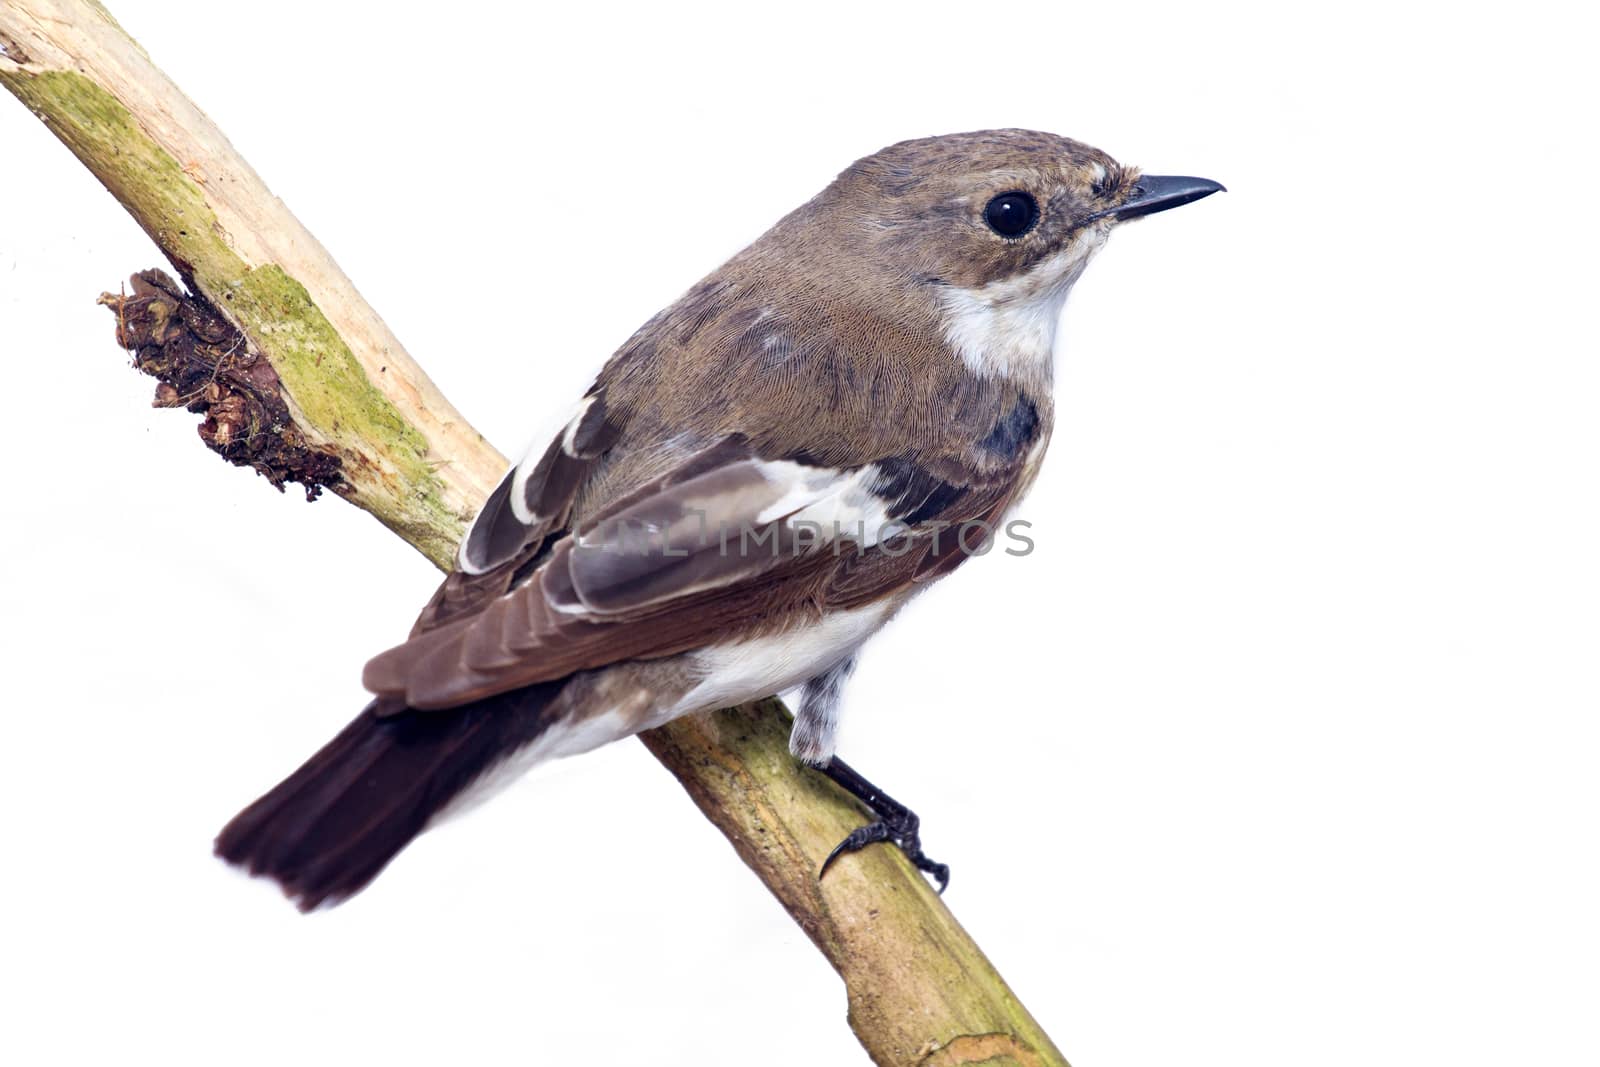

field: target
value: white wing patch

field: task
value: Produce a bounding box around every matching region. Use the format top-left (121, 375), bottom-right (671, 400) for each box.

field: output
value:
top-left (754, 461), bottom-right (897, 548)
top-left (548, 455), bottom-right (904, 620)
top-left (559, 395), bottom-right (598, 458)
top-left (509, 396), bottom-right (596, 524)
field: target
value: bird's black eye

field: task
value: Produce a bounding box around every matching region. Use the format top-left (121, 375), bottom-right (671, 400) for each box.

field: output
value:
top-left (983, 191), bottom-right (1040, 238)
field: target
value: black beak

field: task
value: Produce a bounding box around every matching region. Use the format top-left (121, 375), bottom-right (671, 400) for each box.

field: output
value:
top-left (1090, 175), bottom-right (1226, 223)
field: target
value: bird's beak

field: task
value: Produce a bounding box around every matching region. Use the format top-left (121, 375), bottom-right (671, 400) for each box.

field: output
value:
top-left (1090, 175), bottom-right (1226, 224)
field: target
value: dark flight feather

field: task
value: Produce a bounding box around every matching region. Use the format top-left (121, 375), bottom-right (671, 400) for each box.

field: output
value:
top-left (215, 682), bottom-right (565, 911)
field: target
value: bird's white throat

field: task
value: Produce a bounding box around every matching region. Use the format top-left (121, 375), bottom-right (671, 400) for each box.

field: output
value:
top-left (937, 224), bottom-right (1110, 393)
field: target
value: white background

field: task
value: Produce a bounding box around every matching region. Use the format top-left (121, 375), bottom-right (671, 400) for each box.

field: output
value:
top-left (2, 2), bottom-right (1596, 1064)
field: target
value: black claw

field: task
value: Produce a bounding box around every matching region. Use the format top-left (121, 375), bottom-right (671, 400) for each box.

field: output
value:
top-left (819, 821), bottom-right (893, 879)
top-left (814, 757), bottom-right (950, 893)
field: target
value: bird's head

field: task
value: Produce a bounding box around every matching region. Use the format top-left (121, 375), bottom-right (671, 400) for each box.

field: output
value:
top-left (790, 128), bottom-right (1224, 387)
top-left (831, 128), bottom-right (1221, 286)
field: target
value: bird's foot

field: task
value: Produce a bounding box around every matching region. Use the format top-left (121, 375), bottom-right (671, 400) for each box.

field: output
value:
top-left (815, 756), bottom-right (950, 894)
top-left (820, 808), bottom-right (950, 893)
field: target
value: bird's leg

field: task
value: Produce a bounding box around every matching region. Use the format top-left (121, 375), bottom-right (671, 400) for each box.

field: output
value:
top-left (816, 755), bottom-right (949, 893)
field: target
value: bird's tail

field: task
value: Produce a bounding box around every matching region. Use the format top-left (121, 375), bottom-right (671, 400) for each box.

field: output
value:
top-left (215, 681), bottom-right (567, 911)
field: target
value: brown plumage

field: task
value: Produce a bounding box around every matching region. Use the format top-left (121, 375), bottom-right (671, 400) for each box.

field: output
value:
top-left (215, 129), bottom-right (1223, 908)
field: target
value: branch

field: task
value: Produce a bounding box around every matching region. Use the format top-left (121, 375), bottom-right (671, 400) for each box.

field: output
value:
top-left (1, 4), bottom-right (1067, 1064)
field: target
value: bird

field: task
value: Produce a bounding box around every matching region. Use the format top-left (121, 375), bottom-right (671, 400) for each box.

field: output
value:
top-left (215, 128), bottom-right (1223, 910)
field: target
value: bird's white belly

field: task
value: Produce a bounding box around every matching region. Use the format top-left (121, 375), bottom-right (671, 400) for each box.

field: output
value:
top-left (673, 600), bottom-right (893, 716)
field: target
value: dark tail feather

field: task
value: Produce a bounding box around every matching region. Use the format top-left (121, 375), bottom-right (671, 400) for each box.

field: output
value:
top-left (216, 681), bottom-right (566, 911)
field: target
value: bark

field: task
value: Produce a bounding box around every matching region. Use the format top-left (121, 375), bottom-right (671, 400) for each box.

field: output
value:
top-left (1, 4), bottom-right (1068, 1064)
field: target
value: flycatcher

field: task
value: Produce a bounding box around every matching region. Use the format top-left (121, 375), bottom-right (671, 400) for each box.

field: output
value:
top-left (217, 129), bottom-right (1223, 909)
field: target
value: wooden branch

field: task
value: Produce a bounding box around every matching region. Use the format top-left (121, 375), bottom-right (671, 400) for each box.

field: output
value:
top-left (1, 4), bottom-right (1068, 1064)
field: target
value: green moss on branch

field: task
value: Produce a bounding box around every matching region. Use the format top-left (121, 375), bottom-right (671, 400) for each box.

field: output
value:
top-left (2, 67), bottom-right (465, 567)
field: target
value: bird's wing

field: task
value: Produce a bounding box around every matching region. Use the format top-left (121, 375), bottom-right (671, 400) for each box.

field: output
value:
top-left (364, 432), bottom-right (1021, 711)
top-left (405, 387), bottom-right (627, 637)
